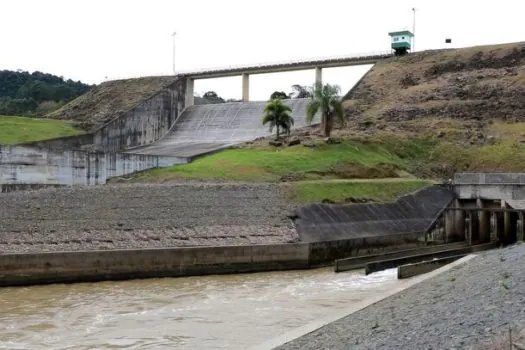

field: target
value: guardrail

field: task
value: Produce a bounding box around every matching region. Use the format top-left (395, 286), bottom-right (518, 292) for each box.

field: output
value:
top-left (177, 51), bottom-right (393, 76)
top-left (101, 51), bottom-right (393, 81)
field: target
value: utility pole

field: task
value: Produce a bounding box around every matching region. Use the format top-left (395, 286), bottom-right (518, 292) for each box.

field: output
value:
top-left (412, 8), bottom-right (417, 52)
top-left (172, 31), bottom-right (177, 74)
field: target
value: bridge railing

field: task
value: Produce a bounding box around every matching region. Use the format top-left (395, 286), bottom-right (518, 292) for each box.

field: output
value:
top-left (101, 50), bottom-right (393, 81)
top-left (177, 50), bottom-right (393, 76)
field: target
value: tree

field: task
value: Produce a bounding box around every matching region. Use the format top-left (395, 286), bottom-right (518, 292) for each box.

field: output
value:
top-left (0, 69), bottom-right (91, 116)
top-left (270, 91), bottom-right (288, 100)
top-left (306, 82), bottom-right (345, 138)
top-left (289, 84), bottom-right (312, 99)
top-left (202, 91), bottom-right (225, 104)
top-left (262, 99), bottom-right (294, 139)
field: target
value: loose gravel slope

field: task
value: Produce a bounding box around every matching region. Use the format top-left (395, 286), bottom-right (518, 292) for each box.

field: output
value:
top-left (277, 244), bottom-right (525, 350)
top-left (0, 183), bottom-right (297, 253)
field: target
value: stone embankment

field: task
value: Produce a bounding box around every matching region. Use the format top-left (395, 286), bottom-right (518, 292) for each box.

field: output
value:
top-left (0, 183), bottom-right (297, 253)
top-left (278, 244), bottom-right (525, 350)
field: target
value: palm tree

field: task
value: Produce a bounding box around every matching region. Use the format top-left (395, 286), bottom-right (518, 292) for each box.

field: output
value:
top-left (306, 82), bottom-right (345, 137)
top-left (262, 99), bottom-right (294, 139)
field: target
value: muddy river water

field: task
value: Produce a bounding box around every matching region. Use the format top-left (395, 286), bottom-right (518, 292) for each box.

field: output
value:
top-left (0, 268), bottom-right (407, 349)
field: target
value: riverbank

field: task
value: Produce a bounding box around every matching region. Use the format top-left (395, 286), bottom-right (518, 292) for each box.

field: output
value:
top-left (277, 244), bottom-right (525, 350)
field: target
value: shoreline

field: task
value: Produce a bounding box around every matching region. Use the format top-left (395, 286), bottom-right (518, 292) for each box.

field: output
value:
top-left (276, 244), bottom-right (524, 350)
top-left (251, 254), bottom-right (477, 350)
top-left (0, 233), bottom-right (424, 287)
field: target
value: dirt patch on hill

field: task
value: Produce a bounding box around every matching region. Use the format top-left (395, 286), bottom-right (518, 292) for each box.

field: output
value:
top-left (344, 42), bottom-right (525, 125)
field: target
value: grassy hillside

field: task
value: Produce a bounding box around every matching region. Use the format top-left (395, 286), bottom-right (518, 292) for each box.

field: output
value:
top-left (135, 141), bottom-right (407, 182)
top-left (130, 139), bottom-right (431, 203)
top-left (0, 115), bottom-right (84, 145)
top-left (126, 42), bottom-right (525, 203)
top-left (281, 179), bottom-right (432, 204)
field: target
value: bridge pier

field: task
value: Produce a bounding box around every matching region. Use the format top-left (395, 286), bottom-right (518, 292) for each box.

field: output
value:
top-left (315, 67), bottom-right (322, 86)
top-left (185, 78), bottom-right (194, 107)
top-left (477, 199), bottom-right (490, 243)
top-left (242, 73), bottom-right (249, 102)
top-left (454, 200), bottom-right (466, 241)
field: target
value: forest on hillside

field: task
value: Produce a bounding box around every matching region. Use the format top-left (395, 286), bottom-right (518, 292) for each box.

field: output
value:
top-left (0, 70), bottom-right (91, 116)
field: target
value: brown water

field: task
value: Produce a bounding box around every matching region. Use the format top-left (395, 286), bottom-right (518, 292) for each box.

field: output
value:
top-left (0, 268), bottom-right (405, 349)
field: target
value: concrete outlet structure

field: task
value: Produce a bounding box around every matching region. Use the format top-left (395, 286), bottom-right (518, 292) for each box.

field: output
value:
top-left (443, 173), bottom-right (525, 244)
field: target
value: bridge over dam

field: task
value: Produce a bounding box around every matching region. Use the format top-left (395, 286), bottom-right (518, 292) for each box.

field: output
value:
top-left (1, 52), bottom-right (391, 187)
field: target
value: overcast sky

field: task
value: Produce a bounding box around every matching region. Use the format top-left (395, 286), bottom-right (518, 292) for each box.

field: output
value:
top-left (1, 0), bottom-right (524, 100)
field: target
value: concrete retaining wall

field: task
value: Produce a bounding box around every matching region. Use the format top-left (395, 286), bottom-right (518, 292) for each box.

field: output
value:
top-left (93, 79), bottom-right (186, 152)
top-left (454, 173), bottom-right (525, 185)
top-left (334, 242), bottom-right (468, 272)
top-left (295, 186), bottom-right (455, 242)
top-left (0, 233), bottom-right (426, 287)
top-left (308, 232), bottom-right (422, 266)
top-left (19, 133), bottom-right (95, 151)
top-left (397, 255), bottom-right (464, 279)
top-left (0, 145), bottom-right (187, 186)
top-left (14, 78), bottom-right (187, 154)
top-left (454, 173), bottom-right (525, 200)
top-left (0, 243), bottom-right (310, 286)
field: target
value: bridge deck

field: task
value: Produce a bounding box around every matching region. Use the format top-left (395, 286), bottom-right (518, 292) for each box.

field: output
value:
top-left (180, 52), bottom-right (392, 79)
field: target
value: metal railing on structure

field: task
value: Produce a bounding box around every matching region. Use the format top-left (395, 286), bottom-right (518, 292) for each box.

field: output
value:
top-left (101, 50), bottom-right (393, 82)
top-left (176, 51), bottom-right (393, 76)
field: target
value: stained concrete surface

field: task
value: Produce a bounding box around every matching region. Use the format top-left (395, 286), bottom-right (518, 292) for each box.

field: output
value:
top-left (130, 99), bottom-right (318, 157)
top-left (93, 79), bottom-right (186, 152)
top-left (0, 145), bottom-right (186, 186)
top-left (294, 186), bottom-right (455, 242)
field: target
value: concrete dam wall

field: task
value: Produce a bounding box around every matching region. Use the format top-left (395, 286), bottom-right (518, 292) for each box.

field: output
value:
top-left (0, 183), bottom-right (450, 254)
top-left (0, 183), bottom-right (454, 285)
top-left (93, 78), bottom-right (186, 152)
top-left (294, 186), bottom-right (456, 242)
top-left (3, 82), bottom-right (316, 186)
top-left (0, 145), bottom-right (187, 190)
top-left (15, 78), bottom-right (187, 153)
top-left (130, 99), bottom-right (318, 157)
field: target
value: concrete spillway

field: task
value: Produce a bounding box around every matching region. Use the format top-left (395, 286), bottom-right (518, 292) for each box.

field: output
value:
top-left (130, 99), bottom-right (316, 158)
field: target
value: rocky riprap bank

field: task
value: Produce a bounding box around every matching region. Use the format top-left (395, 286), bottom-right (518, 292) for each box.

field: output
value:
top-left (0, 183), bottom-right (297, 253)
top-left (278, 244), bottom-right (525, 350)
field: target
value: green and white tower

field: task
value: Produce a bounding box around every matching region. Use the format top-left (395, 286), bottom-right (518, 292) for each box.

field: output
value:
top-left (388, 30), bottom-right (414, 56)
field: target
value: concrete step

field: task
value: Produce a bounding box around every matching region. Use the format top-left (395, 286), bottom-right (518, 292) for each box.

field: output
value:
top-left (334, 242), bottom-right (468, 273)
top-left (397, 254), bottom-right (467, 279)
top-left (364, 242), bottom-right (496, 275)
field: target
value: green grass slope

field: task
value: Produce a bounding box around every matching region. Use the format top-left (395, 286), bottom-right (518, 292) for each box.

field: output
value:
top-left (135, 141), bottom-right (406, 182)
top-left (0, 115), bottom-right (84, 145)
top-left (282, 179), bottom-right (432, 204)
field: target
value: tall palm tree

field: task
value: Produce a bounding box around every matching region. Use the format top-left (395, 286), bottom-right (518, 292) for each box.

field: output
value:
top-left (306, 82), bottom-right (345, 137)
top-left (262, 98), bottom-right (294, 139)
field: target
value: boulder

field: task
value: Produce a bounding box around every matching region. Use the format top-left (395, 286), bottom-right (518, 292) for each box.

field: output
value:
top-left (288, 137), bottom-right (301, 146)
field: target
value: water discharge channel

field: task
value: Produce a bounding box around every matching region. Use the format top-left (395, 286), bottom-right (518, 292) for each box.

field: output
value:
top-left (1, 268), bottom-right (410, 349)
